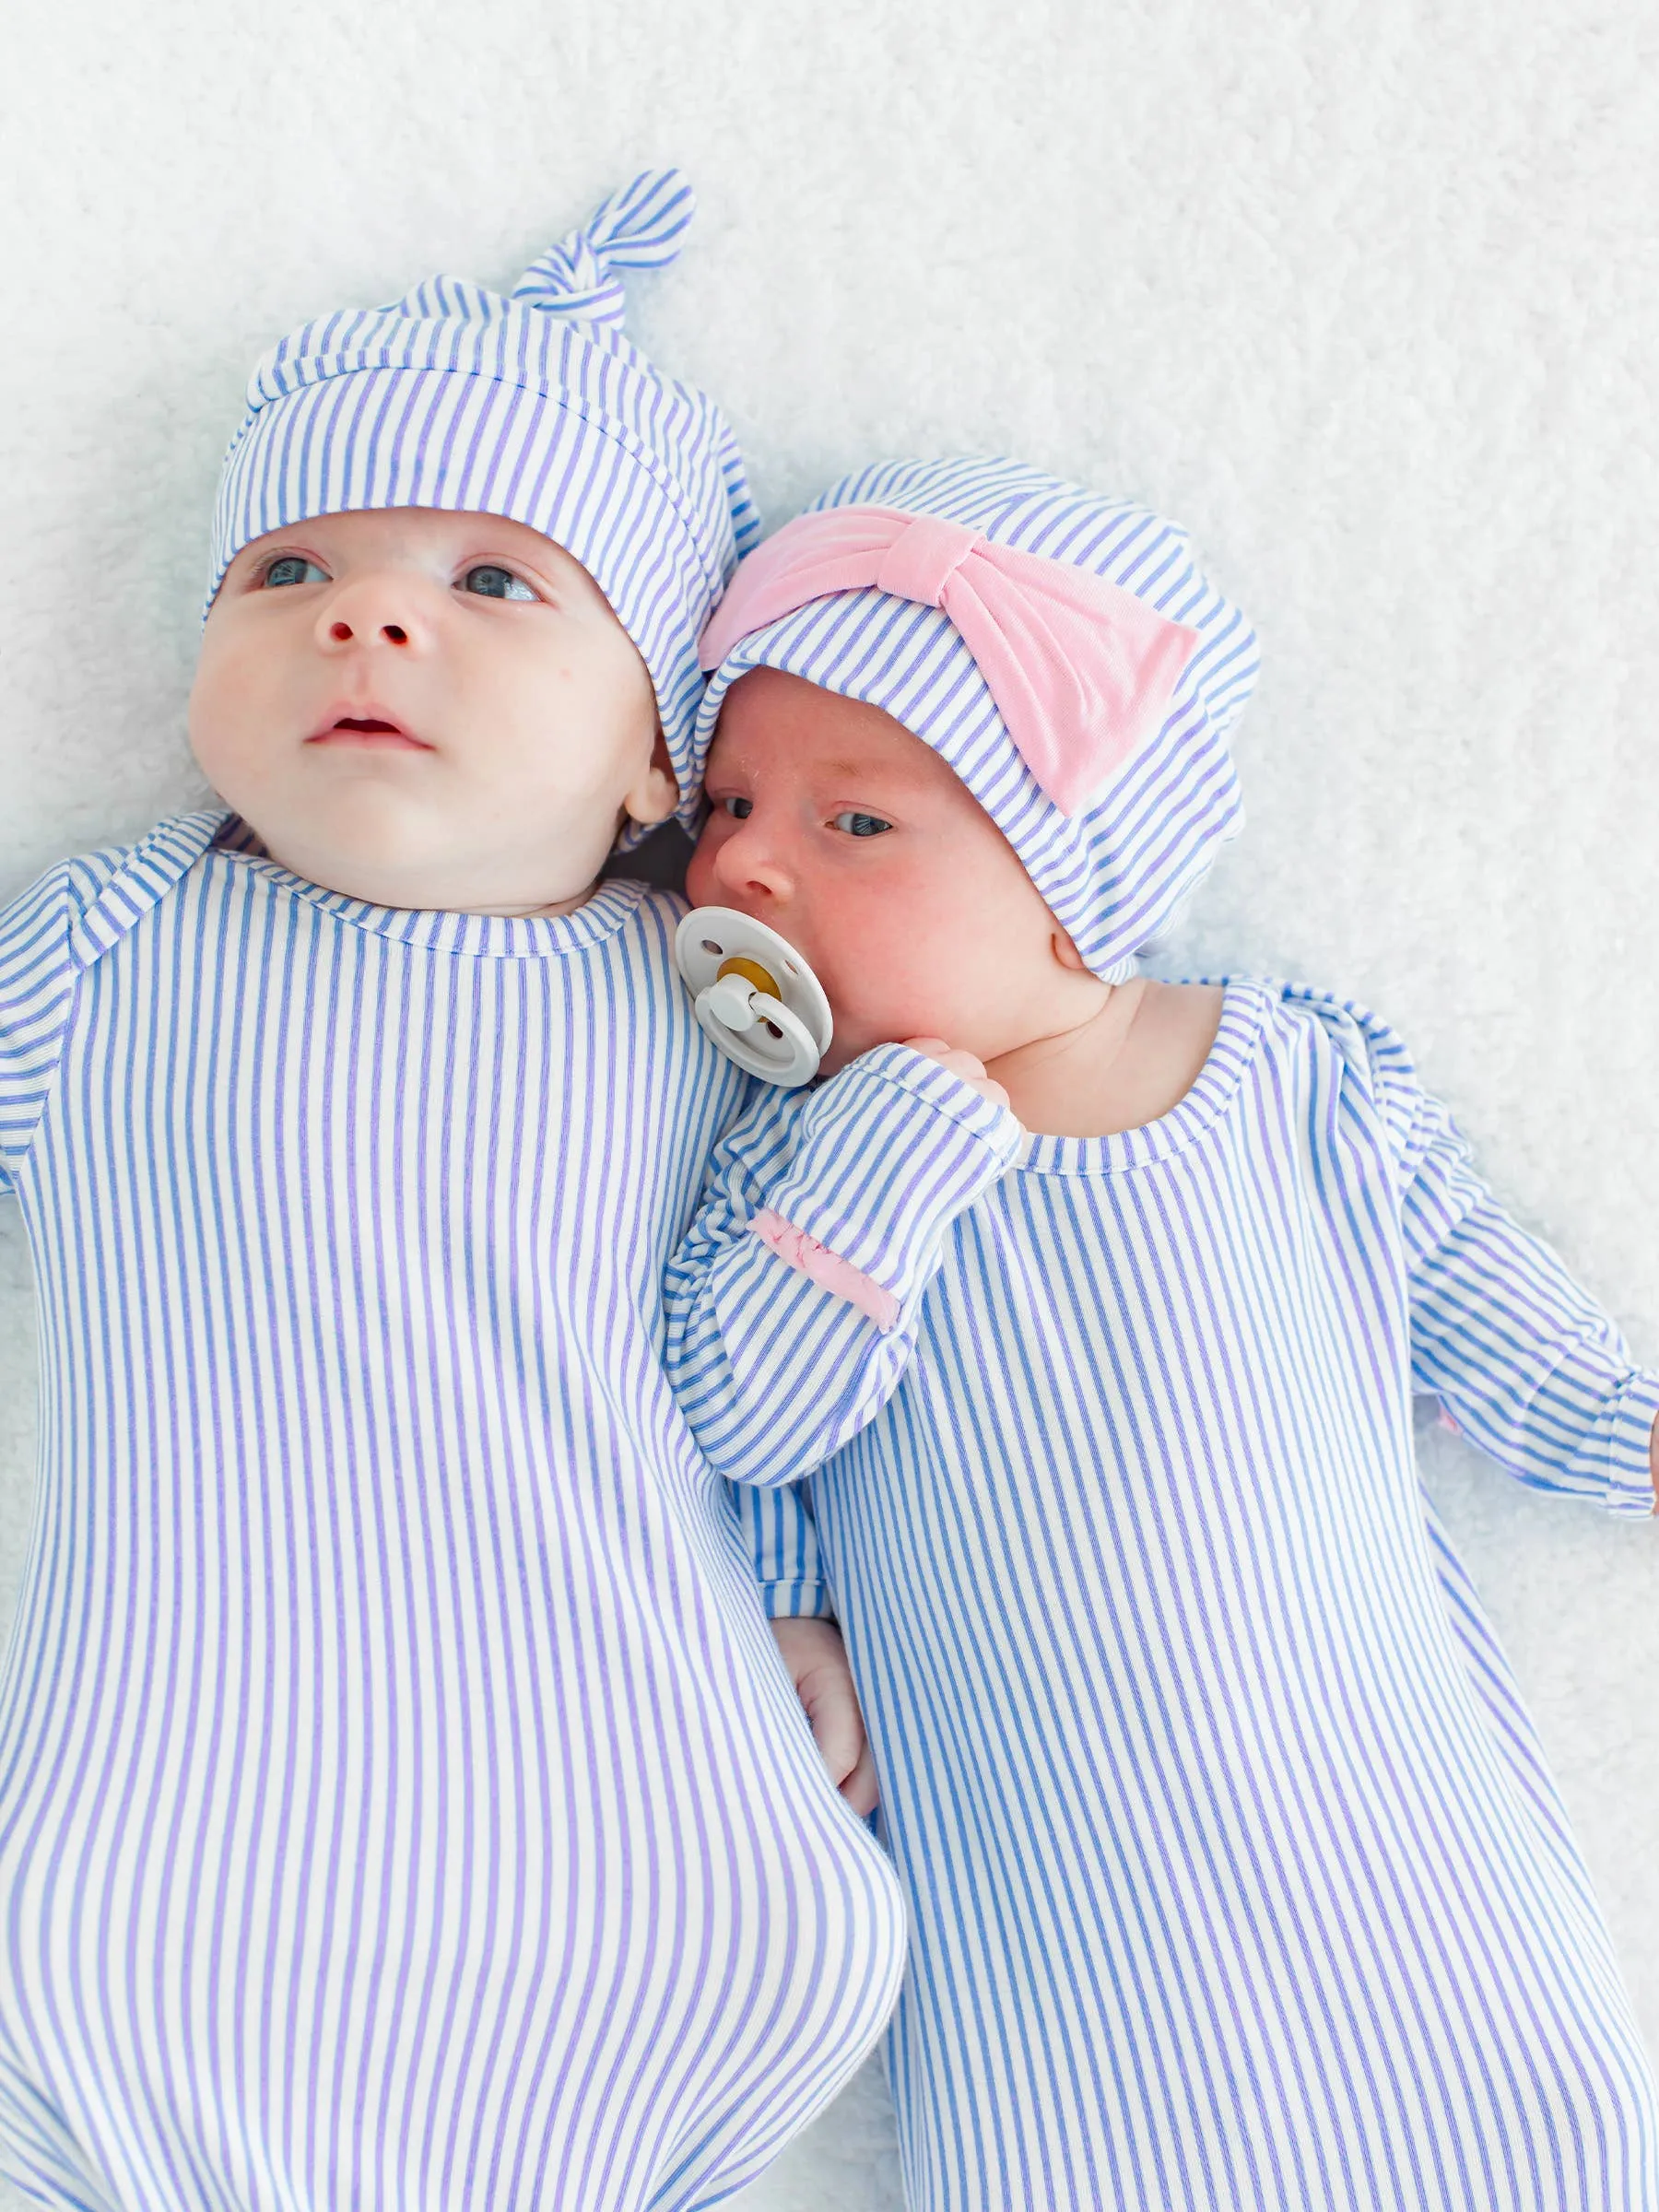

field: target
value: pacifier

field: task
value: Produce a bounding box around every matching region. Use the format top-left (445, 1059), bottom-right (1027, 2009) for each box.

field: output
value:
top-left (675, 907), bottom-right (833, 1088)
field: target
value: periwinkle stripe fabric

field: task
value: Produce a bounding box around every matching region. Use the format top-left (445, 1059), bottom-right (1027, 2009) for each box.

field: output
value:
top-left (227, 328), bottom-right (733, 594)
top-left (0, 813), bottom-right (905, 2212)
top-left (666, 986), bottom-right (1659, 2210)
top-left (692, 454), bottom-right (1261, 979)
top-left (755, 1046), bottom-right (1022, 1296)
top-left (740, 1482), bottom-right (832, 1623)
top-left (511, 170), bottom-right (698, 328)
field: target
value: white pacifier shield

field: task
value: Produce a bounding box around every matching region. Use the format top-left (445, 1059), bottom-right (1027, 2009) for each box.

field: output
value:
top-left (675, 907), bottom-right (833, 1088)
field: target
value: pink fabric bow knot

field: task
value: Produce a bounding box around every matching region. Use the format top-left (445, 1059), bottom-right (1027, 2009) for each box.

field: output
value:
top-left (699, 504), bottom-right (1200, 816)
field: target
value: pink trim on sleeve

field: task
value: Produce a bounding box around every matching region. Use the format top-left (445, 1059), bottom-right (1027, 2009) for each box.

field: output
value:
top-left (749, 1209), bottom-right (901, 1331)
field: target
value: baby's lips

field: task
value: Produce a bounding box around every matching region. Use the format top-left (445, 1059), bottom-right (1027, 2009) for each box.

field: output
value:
top-left (306, 710), bottom-right (433, 751)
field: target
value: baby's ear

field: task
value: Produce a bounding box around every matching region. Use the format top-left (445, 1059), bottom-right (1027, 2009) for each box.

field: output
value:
top-left (1051, 927), bottom-right (1088, 974)
top-left (624, 729), bottom-right (680, 829)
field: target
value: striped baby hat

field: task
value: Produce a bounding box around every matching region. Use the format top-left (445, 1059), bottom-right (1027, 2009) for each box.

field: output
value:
top-left (693, 455), bottom-right (1260, 977)
top-left (210, 169), bottom-right (758, 822)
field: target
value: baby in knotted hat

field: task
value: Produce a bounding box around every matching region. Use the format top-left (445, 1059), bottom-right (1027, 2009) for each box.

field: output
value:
top-left (665, 455), bottom-right (1659, 2212)
top-left (0, 179), bottom-right (905, 2212)
top-left (194, 165), bottom-right (754, 910)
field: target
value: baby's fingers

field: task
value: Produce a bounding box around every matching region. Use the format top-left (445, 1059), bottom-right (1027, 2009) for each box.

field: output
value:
top-left (769, 1616), bottom-right (879, 1810)
top-left (900, 1037), bottom-right (1012, 1115)
top-left (799, 1662), bottom-right (868, 1794)
top-left (838, 1736), bottom-right (880, 1818)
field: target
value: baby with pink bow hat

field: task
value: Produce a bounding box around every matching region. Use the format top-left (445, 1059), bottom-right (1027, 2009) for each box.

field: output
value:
top-left (664, 454), bottom-right (1659, 2211)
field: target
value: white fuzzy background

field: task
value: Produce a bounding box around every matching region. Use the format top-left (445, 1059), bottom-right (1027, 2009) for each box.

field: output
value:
top-left (1, 3), bottom-right (1656, 2206)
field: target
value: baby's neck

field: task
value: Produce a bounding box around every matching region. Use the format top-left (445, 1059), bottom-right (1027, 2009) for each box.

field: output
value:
top-left (984, 979), bottom-right (1226, 1140)
top-left (231, 819), bottom-right (602, 920)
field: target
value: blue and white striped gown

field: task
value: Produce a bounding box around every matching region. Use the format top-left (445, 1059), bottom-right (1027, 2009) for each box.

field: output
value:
top-left (666, 981), bottom-right (1659, 2211)
top-left (0, 809), bottom-right (905, 2212)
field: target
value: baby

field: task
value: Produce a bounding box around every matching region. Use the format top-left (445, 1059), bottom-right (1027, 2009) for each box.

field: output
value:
top-left (0, 176), bottom-right (903, 2211)
top-left (665, 456), bottom-right (1659, 2210)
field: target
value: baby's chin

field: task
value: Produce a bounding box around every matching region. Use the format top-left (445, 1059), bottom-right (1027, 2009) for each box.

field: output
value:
top-left (234, 793), bottom-right (582, 914)
top-left (232, 782), bottom-right (432, 898)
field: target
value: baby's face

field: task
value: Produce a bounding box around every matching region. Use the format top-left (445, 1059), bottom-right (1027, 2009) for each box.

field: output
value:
top-left (689, 668), bottom-right (1079, 1075)
top-left (191, 508), bottom-right (672, 914)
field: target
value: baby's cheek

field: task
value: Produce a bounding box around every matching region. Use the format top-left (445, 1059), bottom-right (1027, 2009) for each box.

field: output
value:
top-left (820, 900), bottom-right (953, 1044)
top-left (685, 835), bottom-right (721, 907)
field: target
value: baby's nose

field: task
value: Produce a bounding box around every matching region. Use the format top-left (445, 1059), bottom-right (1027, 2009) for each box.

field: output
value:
top-left (716, 827), bottom-right (793, 902)
top-left (328, 617), bottom-right (409, 646)
top-left (316, 571), bottom-right (429, 652)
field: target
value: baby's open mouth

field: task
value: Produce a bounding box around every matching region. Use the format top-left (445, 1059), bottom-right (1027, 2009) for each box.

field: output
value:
top-left (307, 714), bottom-right (432, 751)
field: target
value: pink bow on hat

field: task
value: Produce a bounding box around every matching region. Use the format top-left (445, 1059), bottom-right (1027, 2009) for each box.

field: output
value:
top-left (699, 504), bottom-right (1200, 816)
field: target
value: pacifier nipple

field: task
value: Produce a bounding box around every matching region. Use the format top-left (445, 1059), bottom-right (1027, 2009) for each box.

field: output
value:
top-left (675, 908), bottom-right (833, 1088)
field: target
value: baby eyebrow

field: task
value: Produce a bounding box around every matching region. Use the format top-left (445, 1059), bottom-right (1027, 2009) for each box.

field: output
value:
top-left (814, 759), bottom-right (920, 790)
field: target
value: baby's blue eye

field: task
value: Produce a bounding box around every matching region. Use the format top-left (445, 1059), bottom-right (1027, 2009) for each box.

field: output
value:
top-left (722, 796), bottom-right (754, 819)
top-left (262, 555), bottom-right (328, 588)
top-left (462, 564), bottom-right (536, 601)
top-left (833, 811), bottom-right (892, 838)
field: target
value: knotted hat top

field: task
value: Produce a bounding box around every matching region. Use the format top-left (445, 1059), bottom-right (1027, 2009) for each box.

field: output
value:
top-left (211, 170), bottom-right (758, 824)
top-left (693, 455), bottom-right (1260, 977)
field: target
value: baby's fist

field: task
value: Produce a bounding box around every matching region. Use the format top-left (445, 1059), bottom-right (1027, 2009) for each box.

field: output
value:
top-left (902, 1037), bottom-right (1013, 1117)
top-left (769, 1616), bottom-right (878, 1815)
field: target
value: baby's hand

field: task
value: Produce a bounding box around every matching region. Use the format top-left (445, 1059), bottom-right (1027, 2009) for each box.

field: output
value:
top-left (768, 1616), bottom-right (878, 1817)
top-left (901, 1037), bottom-right (1013, 1117)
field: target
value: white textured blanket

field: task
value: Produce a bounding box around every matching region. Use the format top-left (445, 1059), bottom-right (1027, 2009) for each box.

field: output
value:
top-left (2, 4), bottom-right (1654, 2206)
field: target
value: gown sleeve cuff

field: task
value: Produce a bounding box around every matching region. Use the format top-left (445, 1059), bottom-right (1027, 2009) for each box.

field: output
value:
top-left (757, 1577), bottom-right (837, 1621)
top-left (1566, 1359), bottom-right (1659, 1519)
top-left (758, 1043), bottom-right (1023, 1301)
